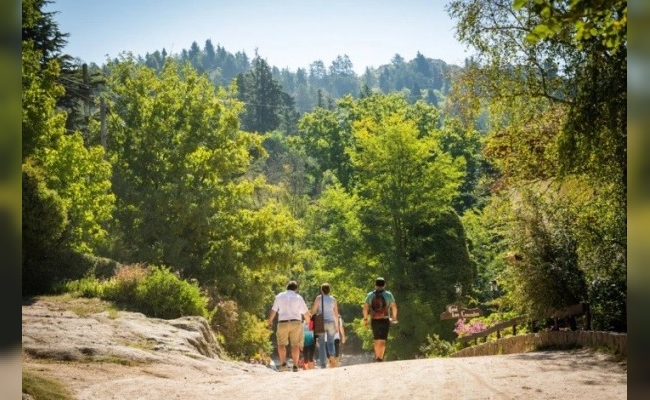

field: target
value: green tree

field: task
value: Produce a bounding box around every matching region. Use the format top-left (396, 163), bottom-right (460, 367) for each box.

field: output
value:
top-left (297, 92), bottom-right (471, 357)
top-left (347, 105), bottom-right (467, 358)
top-left (22, 3), bottom-right (115, 293)
top-left (309, 60), bottom-right (328, 89)
top-left (302, 179), bottom-right (369, 304)
top-left (278, 92), bottom-right (300, 136)
top-left (203, 38), bottom-right (217, 71)
top-left (103, 58), bottom-right (303, 337)
top-left (414, 51), bottom-right (432, 77)
top-left (349, 111), bottom-right (464, 270)
top-left (187, 41), bottom-right (202, 72)
top-left (447, 0), bottom-right (626, 330)
top-left (104, 58), bottom-right (256, 271)
top-left (329, 54), bottom-right (358, 97)
top-left (361, 67), bottom-right (377, 91)
top-left (238, 54), bottom-right (285, 133)
top-left (23, 0), bottom-right (105, 137)
top-left (297, 105), bottom-right (354, 192)
top-left (21, 0), bottom-right (68, 66)
top-left (500, 187), bottom-right (588, 318)
top-left (438, 117), bottom-right (488, 212)
top-left (515, 0), bottom-right (626, 52)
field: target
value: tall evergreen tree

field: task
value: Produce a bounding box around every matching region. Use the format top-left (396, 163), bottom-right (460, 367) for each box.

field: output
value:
top-left (238, 54), bottom-right (284, 133)
top-left (329, 54), bottom-right (358, 97)
top-left (22, 0), bottom-right (68, 66)
top-left (203, 38), bottom-right (216, 70)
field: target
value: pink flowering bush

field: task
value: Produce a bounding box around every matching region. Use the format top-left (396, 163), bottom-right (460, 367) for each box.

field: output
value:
top-left (454, 311), bottom-right (530, 343)
top-left (453, 318), bottom-right (488, 337)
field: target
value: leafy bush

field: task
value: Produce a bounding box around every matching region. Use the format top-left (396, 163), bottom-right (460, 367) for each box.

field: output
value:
top-left (61, 276), bottom-right (104, 298)
top-left (70, 264), bottom-right (211, 320)
top-left (134, 266), bottom-right (208, 319)
top-left (420, 334), bottom-right (454, 358)
top-left (22, 162), bottom-right (69, 295)
top-left (221, 310), bottom-right (272, 360)
top-left (589, 275), bottom-right (627, 331)
top-left (81, 254), bottom-right (121, 279)
top-left (210, 299), bottom-right (238, 337)
top-left (207, 299), bottom-right (275, 360)
top-left (102, 264), bottom-right (150, 305)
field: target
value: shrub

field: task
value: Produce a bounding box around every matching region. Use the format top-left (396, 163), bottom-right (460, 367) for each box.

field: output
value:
top-left (221, 310), bottom-right (272, 360)
top-left (208, 299), bottom-right (275, 359)
top-left (61, 276), bottom-right (104, 298)
top-left (81, 254), bottom-right (121, 279)
top-left (420, 334), bottom-right (454, 358)
top-left (99, 264), bottom-right (209, 319)
top-left (454, 318), bottom-right (488, 338)
top-left (133, 265), bottom-right (208, 319)
top-left (102, 264), bottom-right (150, 305)
top-left (22, 162), bottom-right (68, 295)
top-left (47, 250), bottom-right (115, 285)
top-left (210, 299), bottom-right (239, 336)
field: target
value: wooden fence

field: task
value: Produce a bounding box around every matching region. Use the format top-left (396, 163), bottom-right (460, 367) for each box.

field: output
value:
top-left (457, 302), bottom-right (591, 346)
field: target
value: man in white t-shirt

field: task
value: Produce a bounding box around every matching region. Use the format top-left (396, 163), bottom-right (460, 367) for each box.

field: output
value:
top-left (268, 280), bottom-right (311, 372)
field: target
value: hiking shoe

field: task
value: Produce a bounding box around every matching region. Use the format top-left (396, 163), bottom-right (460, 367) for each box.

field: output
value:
top-left (292, 365), bottom-right (299, 372)
top-left (278, 363), bottom-right (288, 372)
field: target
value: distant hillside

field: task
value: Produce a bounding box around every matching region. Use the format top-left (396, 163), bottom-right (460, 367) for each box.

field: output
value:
top-left (130, 40), bottom-right (463, 113)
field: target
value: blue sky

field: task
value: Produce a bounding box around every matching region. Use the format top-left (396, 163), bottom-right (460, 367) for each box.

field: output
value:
top-left (46, 0), bottom-right (471, 74)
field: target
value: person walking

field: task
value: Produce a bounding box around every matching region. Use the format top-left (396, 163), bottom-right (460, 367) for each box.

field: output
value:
top-left (301, 320), bottom-right (316, 370)
top-left (268, 280), bottom-right (311, 372)
top-left (325, 313), bottom-right (346, 367)
top-left (311, 283), bottom-right (340, 368)
top-left (332, 314), bottom-right (346, 365)
top-left (362, 277), bottom-right (397, 362)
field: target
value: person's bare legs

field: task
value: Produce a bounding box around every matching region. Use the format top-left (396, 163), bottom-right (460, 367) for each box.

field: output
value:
top-left (374, 339), bottom-right (386, 360)
top-left (277, 345), bottom-right (287, 365)
top-left (291, 345), bottom-right (301, 366)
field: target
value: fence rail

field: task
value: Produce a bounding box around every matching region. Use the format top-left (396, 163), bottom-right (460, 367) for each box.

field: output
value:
top-left (457, 303), bottom-right (590, 346)
top-left (458, 316), bottom-right (528, 344)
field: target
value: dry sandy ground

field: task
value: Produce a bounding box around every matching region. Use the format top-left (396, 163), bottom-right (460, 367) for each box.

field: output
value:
top-left (23, 350), bottom-right (627, 400)
top-left (22, 297), bottom-right (627, 400)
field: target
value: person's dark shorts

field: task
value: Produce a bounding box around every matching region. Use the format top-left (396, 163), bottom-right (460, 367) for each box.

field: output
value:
top-left (370, 318), bottom-right (390, 340)
top-left (303, 343), bottom-right (315, 362)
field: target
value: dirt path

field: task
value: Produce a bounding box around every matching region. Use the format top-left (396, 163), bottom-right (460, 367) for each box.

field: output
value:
top-left (23, 348), bottom-right (626, 400)
top-left (22, 297), bottom-right (626, 399)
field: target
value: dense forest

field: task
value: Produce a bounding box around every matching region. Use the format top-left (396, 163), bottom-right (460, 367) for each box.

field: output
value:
top-left (23, 0), bottom-right (627, 360)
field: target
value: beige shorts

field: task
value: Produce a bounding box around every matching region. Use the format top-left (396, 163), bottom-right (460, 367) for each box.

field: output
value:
top-left (276, 321), bottom-right (303, 347)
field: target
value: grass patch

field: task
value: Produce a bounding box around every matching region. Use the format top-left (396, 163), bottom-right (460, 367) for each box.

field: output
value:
top-left (594, 345), bottom-right (627, 363)
top-left (122, 336), bottom-right (158, 351)
top-left (37, 294), bottom-right (118, 317)
top-left (22, 369), bottom-right (73, 400)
